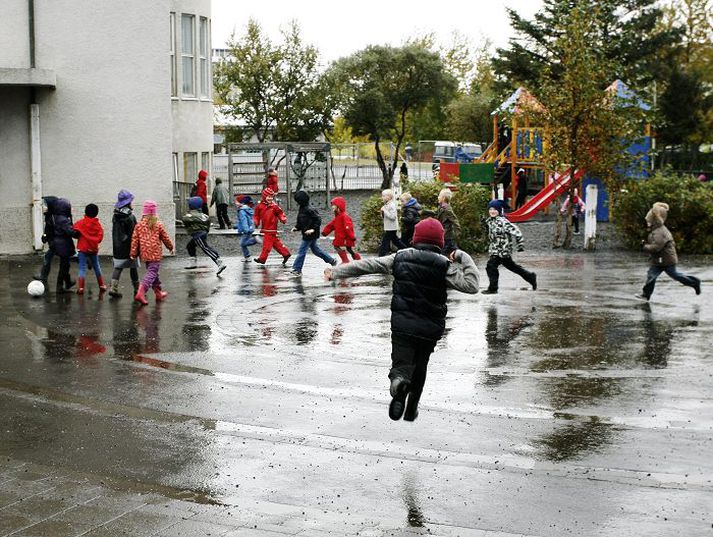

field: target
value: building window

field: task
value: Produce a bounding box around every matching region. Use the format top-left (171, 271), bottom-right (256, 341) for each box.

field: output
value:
top-left (181, 14), bottom-right (195, 96)
top-left (201, 152), bottom-right (210, 174)
top-left (170, 13), bottom-right (177, 97)
top-left (184, 152), bottom-right (197, 183)
top-left (199, 17), bottom-right (210, 98)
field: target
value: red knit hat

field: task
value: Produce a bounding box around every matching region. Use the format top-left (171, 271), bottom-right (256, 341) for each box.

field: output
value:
top-left (412, 218), bottom-right (445, 249)
top-left (262, 188), bottom-right (275, 201)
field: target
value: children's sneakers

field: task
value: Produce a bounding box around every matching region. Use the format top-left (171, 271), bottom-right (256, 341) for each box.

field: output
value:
top-left (481, 289), bottom-right (498, 295)
top-left (216, 259), bottom-right (227, 275)
top-left (388, 377), bottom-right (410, 421)
top-left (253, 257), bottom-right (266, 265)
top-left (289, 270), bottom-right (302, 276)
top-left (282, 254), bottom-right (291, 266)
top-left (634, 293), bottom-right (650, 301)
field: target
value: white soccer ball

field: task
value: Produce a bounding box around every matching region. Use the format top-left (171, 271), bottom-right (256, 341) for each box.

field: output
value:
top-left (27, 280), bottom-right (45, 297)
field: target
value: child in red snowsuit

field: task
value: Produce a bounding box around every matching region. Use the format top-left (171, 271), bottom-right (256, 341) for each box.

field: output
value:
top-left (253, 188), bottom-right (291, 265)
top-left (73, 203), bottom-right (106, 294)
top-left (322, 196), bottom-right (361, 263)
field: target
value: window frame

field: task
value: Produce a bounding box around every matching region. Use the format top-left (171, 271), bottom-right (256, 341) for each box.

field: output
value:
top-left (169, 12), bottom-right (177, 97)
top-left (183, 152), bottom-right (198, 184)
top-left (199, 17), bottom-right (210, 99)
top-left (181, 14), bottom-right (196, 97)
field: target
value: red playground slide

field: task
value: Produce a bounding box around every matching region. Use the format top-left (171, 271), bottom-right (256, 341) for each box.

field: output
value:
top-left (506, 168), bottom-right (586, 222)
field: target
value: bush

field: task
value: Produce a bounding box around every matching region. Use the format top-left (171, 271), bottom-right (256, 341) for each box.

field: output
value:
top-left (360, 181), bottom-right (491, 253)
top-left (612, 171), bottom-right (713, 254)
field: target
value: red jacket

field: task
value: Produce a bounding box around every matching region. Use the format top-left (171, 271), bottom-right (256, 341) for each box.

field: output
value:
top-left (322, 197), bottom-right (357, 247)
top-left (266, 174), bottom-right (279, 193)
top-left (74, 216), bottom-right (104, 254)
top-left (195, 177), bottom-right (207, 204)
top-left (253, 201), bottom-right (286, 233)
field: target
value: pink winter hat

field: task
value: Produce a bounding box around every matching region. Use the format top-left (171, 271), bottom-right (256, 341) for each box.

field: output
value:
top-left (142, 200), bottom-right (157, 216)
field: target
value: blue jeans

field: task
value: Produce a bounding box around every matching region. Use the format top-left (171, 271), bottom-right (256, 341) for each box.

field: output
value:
top-left (292, 238), bottom-right (335, 273)
top-left (642, 264), bottom-right (700, 298)
top-left (78, 252), bottom-right (102, 279)
top-left (240, 234), bottom-right (257, 257)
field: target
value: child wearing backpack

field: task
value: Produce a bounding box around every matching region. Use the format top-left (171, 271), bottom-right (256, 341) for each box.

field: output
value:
top-left (324, 218), bottom-right (479, 421)
top-left (322, 196), bottom-right (361, 263)
top-left (291, 190), bottom-right (337, 275)
top-left (73, 203), bottom-right (105, 295)
top-left (130, 200), bottom-right (174, 305)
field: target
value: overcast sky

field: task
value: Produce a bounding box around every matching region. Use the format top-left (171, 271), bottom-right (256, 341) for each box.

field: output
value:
top-left (211, 0), bottom-right (542, 63)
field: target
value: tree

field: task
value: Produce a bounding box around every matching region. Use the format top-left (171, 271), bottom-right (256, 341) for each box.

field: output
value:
top-left (330, 45), bottom-right (456, 190)
top-left (214, 19), bottom-right (335, 151)
top-left (533, 3), bottom-right (649, 249)
top-left (493, 0), bottom-right (681, 92)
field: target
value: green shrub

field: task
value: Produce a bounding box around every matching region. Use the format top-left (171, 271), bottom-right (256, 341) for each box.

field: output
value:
top-left (360, 181), bottom-right (491, 253)
top-left (612, 171), bottom-right (713, 254)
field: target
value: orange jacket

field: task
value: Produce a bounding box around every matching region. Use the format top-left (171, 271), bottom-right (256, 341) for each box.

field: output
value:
top-left (130, 219), bottom-right (173, 262)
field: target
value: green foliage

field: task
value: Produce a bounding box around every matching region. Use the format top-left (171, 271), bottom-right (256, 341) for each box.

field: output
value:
top-left (359, 181), bottom-right (491, 253)
top-left (612, 172), bottom-right (713, 254)
top-left (329, 44), bottom-right (457, 189)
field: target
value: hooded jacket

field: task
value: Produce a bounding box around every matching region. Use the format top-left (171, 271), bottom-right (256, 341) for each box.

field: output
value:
top-left (293, 190), bottom-right (321, 240)
top-left (643, 202), bottom-right (677, 266)
top-left (253, 191), bottom-right (286, 233)
top-left (322, 196), bottom-right (357, 248)
top-left (51, 198), bottom-right (78, 257)
top-left (42, 196), bottom-right (59, 244)
top-left (195, 176), bottom-right (208, 204)
top-left (112, 206), bottom-right (137, 259)
top-left (235, 205), bottom-right (255, 235)
top-left (483, 215), bottom-right (524, 257)
top-left (402, 198), bottom-right (422, 230)
top-left (74, 215), bottom-right (104, 254)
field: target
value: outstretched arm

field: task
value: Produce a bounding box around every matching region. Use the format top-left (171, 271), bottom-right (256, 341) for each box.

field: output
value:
top-left (325, 255), bottom-right (395, 281)
top-left (446, 250), bottom-right (480, 294)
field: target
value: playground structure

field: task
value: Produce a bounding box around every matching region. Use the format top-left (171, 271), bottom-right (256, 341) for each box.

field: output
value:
top-left (439, 82), bottom-right (651, 222)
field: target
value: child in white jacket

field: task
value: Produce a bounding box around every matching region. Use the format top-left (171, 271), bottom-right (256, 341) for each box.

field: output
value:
top-left (378, 189), bottom-right (406, 256)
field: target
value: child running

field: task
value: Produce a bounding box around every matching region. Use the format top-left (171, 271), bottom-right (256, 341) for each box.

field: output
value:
top-left (183, 196), bottom-right (226, 275)
top-left (130, 200), bottom-right (174, 305)
top-left (324, 218), bottom-right (479, 421)
top-left (379, 189), bottom-right (406, 256)
top-left (253, 188), bottom-right (290, 265)
top-left (109, 190), bottom-right (139, 298)
top-left (235, 195), bottom-right (257, 261)
top-left (635, 202), bottom-right (701, 301)
top-left (73, 203), bottom-right (105, 295)
top-left (291, 190), bottom-right (337, 275)
top-left (322, 196), bottom-right (361, 263)
top-left (52, 198), bottom-right (78, 294)
top-left (481, 200), bottom-right (537, 294)
top-left (436, 188), bottom-right (461, 255)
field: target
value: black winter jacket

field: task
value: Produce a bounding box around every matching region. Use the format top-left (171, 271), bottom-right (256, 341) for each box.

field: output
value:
top-left (391, 245), bottom-right (450, 341)
top-left (112, 207), bottom-right (137, 259)
top-left (293, 191), bottom-right (321, 240)
top-left (42, 196), bottom-right (59, 244)
top-left (51, 198), bottom-right (77, 258)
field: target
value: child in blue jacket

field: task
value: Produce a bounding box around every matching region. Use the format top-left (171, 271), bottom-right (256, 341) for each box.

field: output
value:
top-left (235, 195), bottom-right (258, 259)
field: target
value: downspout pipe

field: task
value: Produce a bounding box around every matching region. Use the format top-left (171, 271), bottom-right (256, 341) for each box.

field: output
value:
top-left (29, 0), bottom-right (43, 251)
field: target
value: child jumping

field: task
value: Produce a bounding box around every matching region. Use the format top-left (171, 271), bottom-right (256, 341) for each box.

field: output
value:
top-left (324, 218), bottom-right (479, 421)
top-left (130, 200), bottom-right (174, 305)
top-left (436, 188), bottom-right (461, 255)
top-left (291, 190), bottom-right (337, 275)
top-left (481, 200), bottom-right (537, 294)
top-left (109, 189), bottom-right (139, 298)
top-left (400, 192), bottom-right (421, 246)
top-left (635, 202), bottom-right (701, 301)
top-left (235, 195), bottom-right (257, 260)
top-left (253, 188), bottom-right (290, 265)
top-left (379, 189), bottom-right (406, 256)
top-left (183, 196), bottom-right (226, 275)
top-left (322, 196), bottom-right (361, 263)
top-left (73, 203), bottom-right (105, 295)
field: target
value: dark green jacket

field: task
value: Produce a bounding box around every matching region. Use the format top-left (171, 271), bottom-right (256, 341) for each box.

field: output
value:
top-left (182, 209), bottom-right (211, 236)
top-left (437, 203), bottom-right (461, 241)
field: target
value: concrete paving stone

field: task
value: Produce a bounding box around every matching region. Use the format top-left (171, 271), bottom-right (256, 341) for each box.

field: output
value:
top-left (223, 529), bottom-right (300, 537)
top-left (150, 517), bottom-right (235, 536)
top-left (49, 494), bottom-right (147, 528)
top-left (7, 518), bottom-right (94, 537)
top-left (77, 509), bottom-right (184, 537)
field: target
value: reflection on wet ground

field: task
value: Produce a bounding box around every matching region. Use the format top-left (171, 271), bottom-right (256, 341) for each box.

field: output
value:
top-left (1, 252), bottom-right (712, 535)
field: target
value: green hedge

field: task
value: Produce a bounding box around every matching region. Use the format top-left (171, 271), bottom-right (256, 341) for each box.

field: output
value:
top-left (612, 172), bottom-right (713, 254)
top-left (360, 181), bottom-right (491, 253)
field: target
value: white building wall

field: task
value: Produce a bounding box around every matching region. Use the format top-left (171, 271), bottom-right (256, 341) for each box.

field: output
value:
top-left (0, 0), bottom-right (213, 255)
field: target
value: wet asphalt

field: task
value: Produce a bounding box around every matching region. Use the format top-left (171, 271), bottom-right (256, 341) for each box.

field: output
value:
top-left (0, 250), bottom-right (711, 536)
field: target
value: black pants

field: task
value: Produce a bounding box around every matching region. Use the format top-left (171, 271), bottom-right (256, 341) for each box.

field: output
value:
top-left (187, 234), bottom-right (221, 265)
top-left (201, 202), bottom-right (209, 216)
top-left (57, 256), bottom-right (72, 289)
top-left (216, 203), bottom-right (231, 229)
top-left (571, 214), bottom-right (580, 233)
top-left (379, 231), bottom-right (406, 256)
top-left (390, 333), bottom-right (437, 405)
top-left (39, 247), bottom-right (55, 281)
top-left (112, 267), bottom-right (139, 284)
top-left (486, 255), bottom-right (535, 291)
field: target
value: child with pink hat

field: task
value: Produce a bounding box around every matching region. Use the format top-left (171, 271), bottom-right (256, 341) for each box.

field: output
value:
top-left (129, 200), bottom-right (174, 305)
